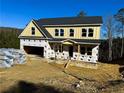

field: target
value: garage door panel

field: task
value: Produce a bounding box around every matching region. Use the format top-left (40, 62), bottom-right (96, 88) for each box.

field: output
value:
top-left (24, 46), bottom-right (44, 57)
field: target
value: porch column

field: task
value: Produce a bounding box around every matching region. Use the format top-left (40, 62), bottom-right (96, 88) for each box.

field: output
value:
top-left (61, 43), bottom-right (63, 58)
top-left (78, 44), bottom-right (80, 60)
top-left (54, 43), bottom-right (57, 59)
top-left (61, 43), bottom-right (63, 52)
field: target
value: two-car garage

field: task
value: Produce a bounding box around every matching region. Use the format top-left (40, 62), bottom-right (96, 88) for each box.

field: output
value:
top-left (23, 46), bottom-right (44, 57)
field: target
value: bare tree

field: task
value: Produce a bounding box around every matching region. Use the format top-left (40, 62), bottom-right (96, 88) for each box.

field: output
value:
top-left (77, 10), bottom-right (86, 17)
top-left (105, 16), bottom-right (114, 61)
top-left (114, 8), bottom-right (124, 57)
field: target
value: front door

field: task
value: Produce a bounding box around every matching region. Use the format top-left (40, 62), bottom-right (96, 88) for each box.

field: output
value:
top-left (69, 46), bottom-right (73, 57)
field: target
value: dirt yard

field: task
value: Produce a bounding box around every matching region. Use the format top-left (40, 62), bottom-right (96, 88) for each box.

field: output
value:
top-left (0, 56), bottom-right (124, 93)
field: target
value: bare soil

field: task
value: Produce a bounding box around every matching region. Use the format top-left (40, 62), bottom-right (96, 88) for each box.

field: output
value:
top-left (0, 56), bottom-right (124, 93)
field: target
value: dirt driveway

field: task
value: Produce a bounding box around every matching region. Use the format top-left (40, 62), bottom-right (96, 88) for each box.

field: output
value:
top-left (0, 56), bottom-right (123, 93)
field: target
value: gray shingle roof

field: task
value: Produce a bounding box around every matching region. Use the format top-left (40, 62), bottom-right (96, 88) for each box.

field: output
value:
top-left (33, 16), bottom-right (102, 38)
top-left (37, 16), bottom-right (102, 26)
top-left (33, 20), bottom-right (53, 38)
top-left (48, 38), bottom-right (103, 44)
top-left (19, 36), bottom-right (47, 39)
top-left (21, 16), bottom-right (102, 38)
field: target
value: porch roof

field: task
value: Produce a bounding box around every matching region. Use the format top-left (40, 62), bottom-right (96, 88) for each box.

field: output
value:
top-left (19, 36), bottom-right (49, 40)
top-left (48, 38), bottom-right (103, 45)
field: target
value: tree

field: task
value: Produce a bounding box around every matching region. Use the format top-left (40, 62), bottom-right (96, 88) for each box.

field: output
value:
top-left (114, 8), bottom-right (124, 57)
top-left (77, 10), bottom-right (86, 17)
top-left (0, 27), bottom-right (21, 49)
top-left (105, 16), bottom-right (114, 61)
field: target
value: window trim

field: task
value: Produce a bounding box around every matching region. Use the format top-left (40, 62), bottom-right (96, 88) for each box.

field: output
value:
top-left (82, 28), bottom-right (87, 37)
top-left (70, 29), bottom-right (74, 37)
top-left (60, 29), bottom-right (64, 36)
top-left (31, 27), bottom-right (35, 35)
top-left (55, 29), bottom-right (59, 36)
top-left (81, 28), bottom-right (94, 37)
top-left (88, 28), bottom-right (94, 37)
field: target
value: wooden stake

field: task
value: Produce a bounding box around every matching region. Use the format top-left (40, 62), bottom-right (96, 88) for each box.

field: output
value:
top-left (78, 44), bottom-right (80, 60)
top-left (64, 59), bottom-right (71, 68)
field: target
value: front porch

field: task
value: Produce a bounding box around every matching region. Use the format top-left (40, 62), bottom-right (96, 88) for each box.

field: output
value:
top-left (48, 39), bottom-right (99, 63)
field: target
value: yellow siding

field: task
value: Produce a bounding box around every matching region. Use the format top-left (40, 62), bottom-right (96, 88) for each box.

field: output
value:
top-left (19, 21), bottom-right (43, 37)
top-left (45, 26), bottom-right (101, 39)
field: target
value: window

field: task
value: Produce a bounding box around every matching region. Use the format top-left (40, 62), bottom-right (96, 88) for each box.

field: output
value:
top-left (60, 29), bottom-right (64, 36)
top-left (88, 28), bottom-right (93, 37)
top-left (55, 29), bottom-right (59, 36)
top-left (80, 47), bottom-right (85, 54)
top-left (70, 29), bottom-right (74, 37)
top-left (87, 47), bottom-right (92, 55)
top-left (82, 29), bottom-right (87, 37)
top-left (31, 27), bottom-right (35, 35)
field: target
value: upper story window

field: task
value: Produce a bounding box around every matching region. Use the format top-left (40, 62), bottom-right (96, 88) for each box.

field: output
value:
top-left (88, 28), bottom-right (93, 37)
top-left (31, 27), bottom-right (35, 35)
top-left (60, 29), bottom-right (64, 36)
top-left (70, 29), bottom-right (74, 37)
top-left (82, 29), bottom-right (87, 37)
top-left (55, 29), bottom-right (59, 36)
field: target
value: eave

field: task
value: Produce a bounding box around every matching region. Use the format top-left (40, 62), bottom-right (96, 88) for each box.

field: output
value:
top-left (42, 24), bottom-right (102, 27)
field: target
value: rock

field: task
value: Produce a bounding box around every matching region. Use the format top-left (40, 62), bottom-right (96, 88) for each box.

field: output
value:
top-left (76, 83), bottom-right (80, 88)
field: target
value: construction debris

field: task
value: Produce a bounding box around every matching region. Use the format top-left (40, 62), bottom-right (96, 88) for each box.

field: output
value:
top-left (0, 48), bottom-right (26, 68)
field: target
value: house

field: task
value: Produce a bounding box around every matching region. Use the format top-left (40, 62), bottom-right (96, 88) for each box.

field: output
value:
top-left (19, 16), bottom-right (103, 63)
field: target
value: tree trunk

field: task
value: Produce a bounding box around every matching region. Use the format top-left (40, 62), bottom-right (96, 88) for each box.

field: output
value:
top-left (108, 26), bottom-right (113, 61)
top-left (121, 25), bottom-right (124, 57)
top-left (108, 35), bottom-right (113, 61)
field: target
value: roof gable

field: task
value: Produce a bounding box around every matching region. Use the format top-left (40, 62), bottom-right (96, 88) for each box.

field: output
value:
top-left (33, 20), bottom-right (53, 38)
top-left (19, 20), bottom-right (46, 38)
top-left (61, 39), bottom-right (77, 44)
top-left (19, 20), bottom-right (53, 39)
top-left (19, 16), bottom-right (102, 39)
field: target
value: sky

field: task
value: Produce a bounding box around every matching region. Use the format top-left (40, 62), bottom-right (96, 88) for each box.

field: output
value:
top-left (0, 0), bottom-right (124, 28)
